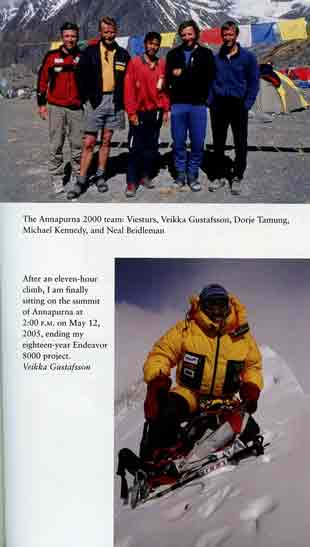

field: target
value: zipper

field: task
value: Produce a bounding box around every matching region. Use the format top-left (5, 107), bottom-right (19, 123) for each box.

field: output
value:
top-left (210, 334), bottom-right (221, 396)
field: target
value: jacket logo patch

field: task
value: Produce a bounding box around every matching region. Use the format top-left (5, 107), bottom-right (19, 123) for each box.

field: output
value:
top-left (54, 58), bottom-right (64, 64)
top-left (184, 353), bottom-right (200, 365)
top-left (180, 351), bottom-right (205, 390)
top-left (230, 323), bottom-right (250, 339)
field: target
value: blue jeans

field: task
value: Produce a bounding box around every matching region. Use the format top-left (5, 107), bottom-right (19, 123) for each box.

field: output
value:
top-left (170, 103), bottom-right (207, 178)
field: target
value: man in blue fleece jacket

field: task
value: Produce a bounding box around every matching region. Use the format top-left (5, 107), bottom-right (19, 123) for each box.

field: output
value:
top-left (209, 21), bottom-right (259, 195)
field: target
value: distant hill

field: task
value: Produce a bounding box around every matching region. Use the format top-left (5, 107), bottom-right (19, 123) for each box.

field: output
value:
top-left (258, 38), bottom-right (310, 68)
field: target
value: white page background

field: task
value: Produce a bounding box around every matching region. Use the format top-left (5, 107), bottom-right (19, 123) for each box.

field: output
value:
top-left (1, 203), bottom-right (309, 547)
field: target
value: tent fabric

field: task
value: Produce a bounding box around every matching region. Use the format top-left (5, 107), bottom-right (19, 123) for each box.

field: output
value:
top-left (200, 27), bottom-right (222, 45)
top-left (128, 36), bottom-right (144, 57)
top-left (278, 18), bottom-right (307, 40)
top-left (261, 72), bottom-right (282, 88)
top-left (295, 80), bottom-right (310, 89)
top-left (253, 79), bottom-right (283, 115)
top-left (160, 32), bottom-right (176, 48)
top-left (277, 71), bottom-right (308, 110)
top-left (238, 25), bottom-right (252, 48)
top-left (251, 23), bottom-right (277, 45)
top-left (253, 70), bottom-right (308, 115)
top-left (116, 36), bottom-right (129, 49)
top-left (287, 67), bottom-right (310, 81)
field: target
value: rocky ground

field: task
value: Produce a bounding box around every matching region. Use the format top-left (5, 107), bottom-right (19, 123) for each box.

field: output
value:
top-left (1, 96), bottom-right (310, 203)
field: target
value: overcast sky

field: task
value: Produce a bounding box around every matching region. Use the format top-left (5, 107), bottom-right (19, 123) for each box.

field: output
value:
top-left (115, 258), bottom-right (310, 392)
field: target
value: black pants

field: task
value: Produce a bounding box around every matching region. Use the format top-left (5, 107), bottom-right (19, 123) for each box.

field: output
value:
top-left (210, 97), bottom-right (248, 180)
top-left (139, 393), bottom-right (190, 461)
top-left (127, 109), bottom-right (163, 185)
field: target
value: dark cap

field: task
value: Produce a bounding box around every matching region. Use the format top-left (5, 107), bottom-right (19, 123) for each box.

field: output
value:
top-left (199, 284), bottom-right (229, 307)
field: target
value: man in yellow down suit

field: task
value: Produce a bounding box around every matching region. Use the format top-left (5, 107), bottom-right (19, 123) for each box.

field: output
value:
top-left (142, 284), bottom-right (263, 460)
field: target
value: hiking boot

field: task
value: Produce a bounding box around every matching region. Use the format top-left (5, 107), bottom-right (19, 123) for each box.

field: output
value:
top-left (96, 176), bottom-right (109, 193)
top-left (174, 172), bottom-right (186, 188)
top-left (208, 178), bottom-right (226, 192)
top-left (51, 176), bottom-right (65, 195)
top-left (67, 182), bottom-right (86, 200)
top-left (125, 183), bottom-right (137, 198)
top-left (187, 174), bottom-right (201, 192)
top-left (141, 176), bottom-right (155, 189)
top-left (231, 176), bottom-right (242, 195)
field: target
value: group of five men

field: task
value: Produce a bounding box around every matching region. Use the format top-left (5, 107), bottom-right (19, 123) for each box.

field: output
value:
top-left (37, 17), bottom-right (260, 199)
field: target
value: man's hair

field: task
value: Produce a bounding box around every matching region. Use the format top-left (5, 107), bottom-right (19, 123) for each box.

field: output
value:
top-left (144, 31), bottom-right (161, 44)
top-left (221, 20), bottom-right (239, 36)
top-left (178, 19), bottom-right (200, 39)
top-left (60, 22), bottom-right (79, 34)
top-left (98, 16), bottom-right (118, 31)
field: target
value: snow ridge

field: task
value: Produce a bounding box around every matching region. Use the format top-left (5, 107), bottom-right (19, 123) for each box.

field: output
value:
top-left (115, 347), bottom-right (310, 547)
top-left (0, 4), bottom-right (18, 31)
top-left (3, 0), bottom-right (310, 33)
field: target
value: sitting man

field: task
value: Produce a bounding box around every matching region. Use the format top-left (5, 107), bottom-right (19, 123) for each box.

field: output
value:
top-left (142, 284), bottom-right (263, 461)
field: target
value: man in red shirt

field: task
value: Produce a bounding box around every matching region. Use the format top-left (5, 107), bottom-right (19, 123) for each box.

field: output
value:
top-left (124, 32), bottom-right (170, 197)
top-left (37, 22), bottom-right (83, 194)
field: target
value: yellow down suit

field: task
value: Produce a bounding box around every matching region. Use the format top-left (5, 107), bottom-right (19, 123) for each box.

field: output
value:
top-left (144, 294), bottom-right (263, 413)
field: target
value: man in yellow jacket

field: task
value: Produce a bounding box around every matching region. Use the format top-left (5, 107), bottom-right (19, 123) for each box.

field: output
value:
top-left (142, 284), bottom-right (263, 459)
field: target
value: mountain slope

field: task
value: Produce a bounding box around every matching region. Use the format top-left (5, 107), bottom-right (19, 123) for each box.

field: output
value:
top-left (2, 0), bottom-right (310, 67)
top-left (115, 346), bottom-right (310, 547)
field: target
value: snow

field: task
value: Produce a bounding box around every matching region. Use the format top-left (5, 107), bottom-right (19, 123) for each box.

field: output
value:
top-left (3, 0), bottom-right (310, 32)
top-left (232, 0), bottom-right (310, 20)
top-left (41, 0), bottom-right (79, 21)
top-left (0, 4), bottom-right (17, 30)
top-left (19, 1), bottom-right (35, 25)
top-left (115, 345), bottom-right (310, 547)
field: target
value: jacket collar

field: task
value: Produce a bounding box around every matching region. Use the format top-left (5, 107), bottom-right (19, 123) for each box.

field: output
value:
top-left (59, 45), bottom-right (80, 57)
top-left (100, 39), bottom-right (118, 52)
top-left (219, 42), bottom-right (241, 60)
top-left (140, 53), bottom-right (159, 67)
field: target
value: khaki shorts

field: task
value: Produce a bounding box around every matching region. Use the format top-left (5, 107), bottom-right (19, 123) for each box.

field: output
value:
top-left (84, 94), bottom-right (125, 134)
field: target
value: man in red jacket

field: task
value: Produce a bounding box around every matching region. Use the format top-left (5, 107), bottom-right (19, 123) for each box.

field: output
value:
top-left (37, 22), bottom-right (83, 194)
top-left (124, 32), bottom-right (170, 197)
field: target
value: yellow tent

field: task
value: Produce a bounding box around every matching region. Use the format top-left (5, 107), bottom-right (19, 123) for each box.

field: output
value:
top-left (254, 70), bottom-right (308, 114)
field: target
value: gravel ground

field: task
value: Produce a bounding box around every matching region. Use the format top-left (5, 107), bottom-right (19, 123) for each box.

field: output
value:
top-left (1, 97), bottom-right (310, 203)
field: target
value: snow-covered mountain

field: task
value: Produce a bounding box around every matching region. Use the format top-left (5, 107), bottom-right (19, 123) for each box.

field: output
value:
top-left (1, 0), bottom-right (310, 67)
top-left (115, 346), bottom-right (310, 547)
top-left (2, 0), bottom-right (310, 34)
top-left (0, 3), bottom-right (18, 31)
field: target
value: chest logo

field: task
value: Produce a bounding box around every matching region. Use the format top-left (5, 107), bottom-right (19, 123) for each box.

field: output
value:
top-left (179, 351), bottom-right (205, 390)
